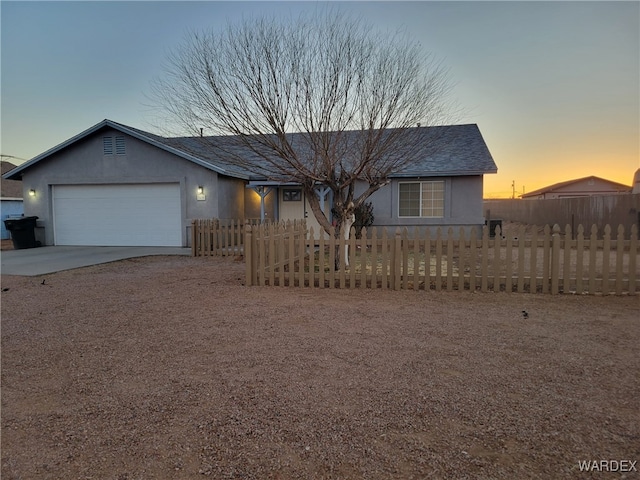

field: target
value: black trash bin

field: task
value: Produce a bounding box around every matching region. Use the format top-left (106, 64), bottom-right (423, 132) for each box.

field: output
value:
top-left (4, 216), bottom-right (40, 249)
top-left (488, 219), bottom-right (503, 238)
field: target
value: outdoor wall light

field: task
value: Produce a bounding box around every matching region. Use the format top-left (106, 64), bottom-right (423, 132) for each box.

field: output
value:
top-left (197, 186), bottom-right (204, 195)
top-left (28, 189), bottom-right (36, 197)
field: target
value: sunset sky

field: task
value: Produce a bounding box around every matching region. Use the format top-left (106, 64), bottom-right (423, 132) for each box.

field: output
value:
top-left (2, 1), bottom-right (638, 198)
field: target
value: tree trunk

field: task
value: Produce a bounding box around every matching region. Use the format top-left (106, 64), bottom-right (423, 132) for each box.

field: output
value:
top-left (304, 186), bottom-right (332, 235)
top-left (343, 211), bottom-right (355, 268)
top-left (330, 201), bottom-right (355, 270)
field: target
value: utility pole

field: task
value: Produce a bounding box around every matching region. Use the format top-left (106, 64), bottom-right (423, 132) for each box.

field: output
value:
top-left (511, 180), bottom-right (515, 199)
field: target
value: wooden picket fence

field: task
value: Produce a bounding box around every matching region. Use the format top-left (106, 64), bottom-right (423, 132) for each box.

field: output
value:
top-left (191, 219), bottom-right (245, 257)
top-left (244, 222), bottom-right (639, 295)
top-left (191, 219), bottom-right (306, 257)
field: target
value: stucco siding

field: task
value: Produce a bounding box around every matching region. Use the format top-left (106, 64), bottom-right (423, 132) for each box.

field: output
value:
top-left (1, 199), bottom-right (24, 239)
top-left (365, 176), bottom-right (485, 236)
top-left (20, 128), bottom-right (242, 246)
top-left (244, 187), bottom-right (277, 222)
top-left (9, 120), bottom-right (495, 245)
top-left (218, 176), bottom-right (246, 219)
top-left (450, 176), bottom-right (484, 222)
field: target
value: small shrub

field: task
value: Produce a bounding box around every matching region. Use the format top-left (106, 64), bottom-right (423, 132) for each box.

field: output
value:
top-left (331, 202), bottom-right (375, 238)
top-left (354, 202), bottom-right (374, 238)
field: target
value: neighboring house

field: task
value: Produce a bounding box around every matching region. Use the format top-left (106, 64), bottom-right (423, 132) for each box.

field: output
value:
top-left (1, 161), bottom-right (24, 240)
top-left (521, 176), bottom-right (631, 199)
top-left (2, 119), bottom-right (497, 247)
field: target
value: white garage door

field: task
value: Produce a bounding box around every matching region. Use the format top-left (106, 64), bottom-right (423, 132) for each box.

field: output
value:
top-left (53, 184), bottom-right (182, 246)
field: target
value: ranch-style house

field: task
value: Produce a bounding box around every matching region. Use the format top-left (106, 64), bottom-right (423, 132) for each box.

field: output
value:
top-left (2, 119), bottom-right (498, 247)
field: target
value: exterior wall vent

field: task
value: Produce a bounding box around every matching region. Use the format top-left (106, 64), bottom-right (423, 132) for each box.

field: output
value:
top-left (103, 136), bottom-right (113, 155)
top-left (115, 136), bottom-right (126, 155)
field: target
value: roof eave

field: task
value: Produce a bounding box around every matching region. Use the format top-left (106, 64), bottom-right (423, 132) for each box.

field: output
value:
top-left (3, 119), bottom-right (114, 180)
top-left (390, 169), bottom-right (497, 178)
top-left (102, 121), bottom-right (250, 180)
top-left (2, 119), bottom-right (251, 181)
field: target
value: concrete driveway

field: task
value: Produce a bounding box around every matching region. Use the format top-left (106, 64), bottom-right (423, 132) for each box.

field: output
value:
top-left (1, 246), bottom-right (191, 276)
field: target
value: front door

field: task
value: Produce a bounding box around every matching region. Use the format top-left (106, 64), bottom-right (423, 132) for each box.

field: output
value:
top-left (279, 187), bottom-right (327, 237)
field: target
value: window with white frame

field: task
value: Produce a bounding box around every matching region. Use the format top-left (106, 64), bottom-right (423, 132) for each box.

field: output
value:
top-left (398, 181), bottom-right (444, 217)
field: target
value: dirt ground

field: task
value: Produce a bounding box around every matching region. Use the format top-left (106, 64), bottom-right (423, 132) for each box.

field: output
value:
top-left (1, 255), bottom-right (638, 479)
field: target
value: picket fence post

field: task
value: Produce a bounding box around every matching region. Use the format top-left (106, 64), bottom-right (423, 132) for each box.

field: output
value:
top-left (629, 225), bottom-right (638, 295)
top-left (381, 228), bottom-right (389, 290)
top-left (481, 226), bottom-right (489, 292)
top-left (517, 225), bottom-right (526, 293)
top-left (615, 225), bottom-right (624, 295)
top-left (446, 227), bottom-right (454, 291)
top-left (563, 224), bottom-right (572, 294)
top-left (493, 225), bottom-right (501, 292)
top-left (349, 228), bottom-right (357, 289)
top-left (413, 229), bottom-right (421, 291)
top-left (244, 224), bottom-right (253, 286)
top-left (298, 225), bottom-right (306, 287)
top-left (435, 227), bottom-right (442, 291)
top-left (287, 223), bottom-right (295, 287)
top-left (457, 227), bottom-right (466, 292)
top-left (371, 228), bottom-right (378, 289)
top-left (393, 228), bottom-right (402, 291)
top-left (268, 223), bottom-right (275, 286)
top-left (551, 224), bottom-right (561, 294)
top-left (338, 227), bottom-right (346, 289)
top-left (402, 228), bottom-right (410, 290)
top-left (308, 227), bottom-right (316, 290)
top-left (469, 228), bottom-right (477, 292)
top-left (542, 225), bottom-right (551, 294)
top-left (505, 227), bottom-right (513, 293)
top-left (318, 227), bottom-right (325, 289)
top-left (191, 220), bottom-right (198, 257)
top-left (575, 225), bottom-right (584, 294)
top-left (329, 226), bottom-right (336, 289)
top-left (602, 225), bottom-right (611, 294)
top-left (360, 227), bottom-right (368, 289)
top-left (588, 225), bottom-right (598, 294)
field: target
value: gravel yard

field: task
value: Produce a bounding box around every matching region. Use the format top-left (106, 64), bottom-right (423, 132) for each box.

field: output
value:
top-left (1, 255), bottom-right (638, 479)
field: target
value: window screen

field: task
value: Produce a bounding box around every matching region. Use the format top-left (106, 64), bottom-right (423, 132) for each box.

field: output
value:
top-left (398, 181), bottom-right (444, 217)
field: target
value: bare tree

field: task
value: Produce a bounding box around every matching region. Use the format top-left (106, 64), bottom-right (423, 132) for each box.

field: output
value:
top-left (152, 11), bottom-right (455, 257)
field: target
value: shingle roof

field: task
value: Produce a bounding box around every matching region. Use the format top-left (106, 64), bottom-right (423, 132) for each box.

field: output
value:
top-left (160, 135), bottom-right (264, 179)
top-left (1, 161), bottom-right (23, 198)
top-left (386, 124), bottom-right (497, 177)
top-left (3, 120), bottom-right (497, 181)
top-left (165, 123), bottom-right (497, 180)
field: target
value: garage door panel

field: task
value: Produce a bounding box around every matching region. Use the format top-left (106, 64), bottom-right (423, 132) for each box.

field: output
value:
top-left (53, 184), bottom-right (182, 246)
